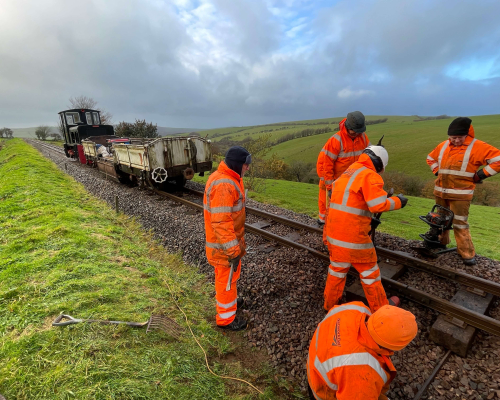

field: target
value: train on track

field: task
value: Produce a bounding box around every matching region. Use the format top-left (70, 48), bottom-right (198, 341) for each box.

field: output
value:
top-left (59, 108), bottom-right (213, 188)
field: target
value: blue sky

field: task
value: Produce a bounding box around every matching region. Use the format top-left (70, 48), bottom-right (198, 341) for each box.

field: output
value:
top-left (0, 0), bottom-right (499, 128)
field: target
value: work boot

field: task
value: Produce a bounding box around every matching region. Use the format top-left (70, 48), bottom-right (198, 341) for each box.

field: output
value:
top-left (388, 296), bottom-right (400, 307)
top-left (217, 316), bottom-right (247, 331)
top-left (463, 257), bottom-right (477, 266)
top-left (237, 297), bottom-right (246, 309)
top-left (317, 219), bottom-right (325, 226)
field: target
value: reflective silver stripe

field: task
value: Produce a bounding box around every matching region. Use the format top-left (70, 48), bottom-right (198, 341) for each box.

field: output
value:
top-left (438, 141), bottom-right (449, 169)
top-left (388, 198), bottom-right (396, 211)
top-left (325, 180), bottom-right (334, 185)
top-left (319, 213), bottom-right (326, 217)
top-left (218, 310), bottom-right (236, 319)
top-left (330, 203), bottom-right (372, 217)
top-left (487, 155), bottom-right (500, 164)
top-left (325, 304), bottom-right (371, 321)
top-left (322, 148), bottom-right (338, 160)
top-left (434, 186), bottom-right (474, 195)
top-left (485, 165), bottom-right (498, 176)
top-left (330, 261), bottom-right (351, 269)
top-left (328, 269), bottom-right (348, 278)
top-left (342, 167), bottom-right (366, 205)
top-left (320, 353), bottom-right (388, 385)
top-left (454, 215), bottom-right (468, 221)
top-left (338, 150), bottom-right (364, 158)
top-left (205, 205), bottom-right (232, 213)
top-left (217, 299), bottom-right (237, 309)
top-left (327, 236), bottom-right (374, 249)
top-left (431, 163), bottom-right (438, 170)
top-left (461, 139), bottom-right (476, 172)
top-left (361, 275), bottom-right (382, 285)
top-left (366, 195), bottom-right (387, 208)
top-left (332, 133), bottom-right (341, 143)
top-left (427, 155), bottom-right (435, 162)
top-left (360, 264), bottom-right (379, 277)
top-left (314, 356), bottom-right (338, 391)
top-left (454, 224), bottom-right (469, 229)
top-left (320, 177), bottom-right (325, 181)
top-left (206, 238), bottom-right (239, 250)
top-left (439, 169), bottom-right (475, 177)
top-left (205, 178), bottom-right (243, 213)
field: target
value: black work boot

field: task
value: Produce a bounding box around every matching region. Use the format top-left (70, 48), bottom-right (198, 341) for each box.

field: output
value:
top-left (217, 316), bottom-right (247, 331)
top-left (463, 257), bottom-right (477, 266)
top-left (237, 297), bottom-right (246, 309)
top-left (388, 296), bottom-right (401, 307)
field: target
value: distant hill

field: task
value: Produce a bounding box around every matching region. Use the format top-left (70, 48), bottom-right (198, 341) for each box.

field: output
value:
top-left (11, 126), bottom-right (206, 138)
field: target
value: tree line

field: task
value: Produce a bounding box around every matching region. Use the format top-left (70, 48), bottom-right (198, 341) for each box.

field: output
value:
top-left (0, 128), bottom-right (13, 138)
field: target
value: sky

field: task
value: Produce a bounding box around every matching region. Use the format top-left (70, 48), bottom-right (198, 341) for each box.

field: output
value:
top-left (1, 0), bottom-right (499, 129)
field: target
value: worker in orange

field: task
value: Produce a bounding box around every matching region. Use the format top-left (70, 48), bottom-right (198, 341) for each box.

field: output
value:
top-left (318, 111), bottom-right (370, 241)
top-left (427, 117), bottom-right (500, 266)
top-left (307, 302), bottom-right (418, 400)
top-left (324, 144), bottom-right (408, 312)
top-left (316, 151), bottom-right (327, 225)
top-left (204, 146), bottom-right (251, 331)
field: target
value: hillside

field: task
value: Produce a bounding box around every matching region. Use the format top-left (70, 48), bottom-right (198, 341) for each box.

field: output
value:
top-left (203, 114), bottom-right (500, 180)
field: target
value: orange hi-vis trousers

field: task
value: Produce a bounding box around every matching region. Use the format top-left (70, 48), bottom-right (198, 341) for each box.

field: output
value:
top-left (322, 189), bottom-right (330, 246)
top-left (318, 179), bottom-right (327, 223)
top-left (214, 260), bottom-right (241, 326)
top-left (324, 259), bottom-right (389, 313)
top-left (435, 197), bottom-right (475, 259)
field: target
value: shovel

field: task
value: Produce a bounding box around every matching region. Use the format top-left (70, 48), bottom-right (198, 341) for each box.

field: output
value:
top-left (52, 314), bottom-right (183, 339)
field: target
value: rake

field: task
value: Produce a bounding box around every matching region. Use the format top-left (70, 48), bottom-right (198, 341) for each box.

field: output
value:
top-left (52, 314), bottom-right (184, 340)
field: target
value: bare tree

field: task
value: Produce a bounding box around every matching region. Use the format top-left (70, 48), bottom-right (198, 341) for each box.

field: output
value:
top-left (35, 126), bottom-right (51, 141)
top-left (68, 95), bottom-right (113, 125)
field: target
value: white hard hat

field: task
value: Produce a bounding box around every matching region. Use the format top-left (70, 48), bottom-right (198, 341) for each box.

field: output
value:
top-left (365, 145), bottom-right (389, 171)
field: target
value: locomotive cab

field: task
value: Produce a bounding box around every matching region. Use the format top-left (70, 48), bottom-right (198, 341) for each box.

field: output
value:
top-left (59, 108), bottom-right (116, 158)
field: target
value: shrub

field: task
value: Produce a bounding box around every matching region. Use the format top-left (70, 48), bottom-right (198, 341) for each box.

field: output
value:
top-left (472, 181), bottom-right (500, 207)
top-left (382, 171), bottom-right (425, 196)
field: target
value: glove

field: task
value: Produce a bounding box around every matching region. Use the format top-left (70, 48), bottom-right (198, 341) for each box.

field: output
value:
top-left (434, 171), bottom-right (438, 176)
top-left (396, 194), bottom-right (408, 208)
top-left (473, 169), bottom-right (487, 183)
top-left (327, 190), bottom-right (332, 199)
top-left (370, 217), bottom-right (381, 231)
top-left (229, 256), bottom-right (241, 272)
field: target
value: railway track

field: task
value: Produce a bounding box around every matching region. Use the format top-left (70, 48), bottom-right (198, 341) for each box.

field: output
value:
top-left (158, 187), bottom-right (500, 337)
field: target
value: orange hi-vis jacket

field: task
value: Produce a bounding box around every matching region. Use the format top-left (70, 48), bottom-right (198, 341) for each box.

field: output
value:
top-left (326, 154), bottom-right (402, 263)
top-left (321, 119), bottom-right (370, 190)
top-left (204, 161), bottom-right (246, 267)
top-left (307, 302), bottom-right (396, 400)
top-left (427, 125), bottom-right (500, 201)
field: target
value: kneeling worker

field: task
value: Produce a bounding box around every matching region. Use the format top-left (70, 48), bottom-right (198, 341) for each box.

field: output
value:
top-left (324, 144), bottom-right (408, 312)
top-left (307, 302), bottom-right (418, 399)
top-left (426, 117), bottom-right (500, 265)
top-left (204, 146), bottom-right (251, 331)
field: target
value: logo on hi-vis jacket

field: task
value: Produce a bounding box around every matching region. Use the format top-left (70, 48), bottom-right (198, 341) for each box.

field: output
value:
top-left (332, 318), bottom-right (341, 347)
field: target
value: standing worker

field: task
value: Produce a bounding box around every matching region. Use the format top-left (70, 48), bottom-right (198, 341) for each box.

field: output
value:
top-left (318, 112), bottom-right (371, 242)
top-left (324, 144), bottom-right (408, 312)
top-left (307, 302), bottom-right (418, 400)
top-left (427, 117), bottom-right (500, 265)
top-left (204, 146), bottom-right (251, 331)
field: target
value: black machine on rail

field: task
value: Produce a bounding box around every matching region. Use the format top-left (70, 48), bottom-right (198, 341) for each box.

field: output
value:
top-left (59, 109), bottom-right (116, 158)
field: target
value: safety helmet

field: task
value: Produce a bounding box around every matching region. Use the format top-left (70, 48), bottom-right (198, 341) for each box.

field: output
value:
top-left (363, 145), bottom-right (388, 173)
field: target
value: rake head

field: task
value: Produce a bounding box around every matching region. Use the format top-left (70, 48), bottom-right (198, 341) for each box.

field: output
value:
top-left (146, 315), bottom-right (184, 340)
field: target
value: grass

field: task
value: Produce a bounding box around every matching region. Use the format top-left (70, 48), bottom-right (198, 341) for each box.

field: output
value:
top-left (0, 139), bottom-right (286, 400)
top-left (193, 173), bottom-right (500, 260)
top-left (204, 114), bottom-right (500, 181)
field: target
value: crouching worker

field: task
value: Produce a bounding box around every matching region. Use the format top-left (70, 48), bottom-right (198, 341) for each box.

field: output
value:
top-left (426, 117), bottom-right (500, 266)
top-left (307, 302), bottom-right (418, 400)
top-left (204, 146), bottom-right (251, 331)
top-left (324, 144), bottom-right (408, 312)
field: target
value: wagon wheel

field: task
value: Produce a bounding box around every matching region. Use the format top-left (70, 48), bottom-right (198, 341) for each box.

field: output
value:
top-left (151, 168), bottom-right (168, 183)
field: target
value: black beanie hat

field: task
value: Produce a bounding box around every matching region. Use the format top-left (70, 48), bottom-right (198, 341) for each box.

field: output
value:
top-left (225, 146), bottom-right (251, 176)
top-left (448, 117), bottom-right (472, 136)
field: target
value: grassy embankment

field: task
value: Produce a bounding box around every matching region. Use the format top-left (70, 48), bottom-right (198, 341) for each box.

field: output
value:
top-left (193, 173), bottom-right (500, 261)
top-left (0, 139), bottom-right (280, 399)
top-left (203, 114), bottom-right (500, 180)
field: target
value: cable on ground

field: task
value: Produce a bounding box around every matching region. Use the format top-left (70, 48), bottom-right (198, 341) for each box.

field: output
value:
top-left (163, 278), bottom-right (264, 395)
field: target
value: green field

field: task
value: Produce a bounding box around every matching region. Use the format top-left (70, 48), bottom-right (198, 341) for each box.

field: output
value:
top-left (0, 139), bottom-right (278, 399)
top-left (193, 175), bottom-right (500, 260)
top-left (203, 114), bottom-right (500, 180)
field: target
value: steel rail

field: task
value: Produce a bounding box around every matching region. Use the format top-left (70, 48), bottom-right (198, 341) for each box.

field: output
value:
top-left (155, 188), bottom-right (500, 337)
top-left (412, 349), bottom-right (452, 400)
top-left (33, 141), bottom-right (66, 155)
top-left (184, 187), bottom-right (500, 298)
